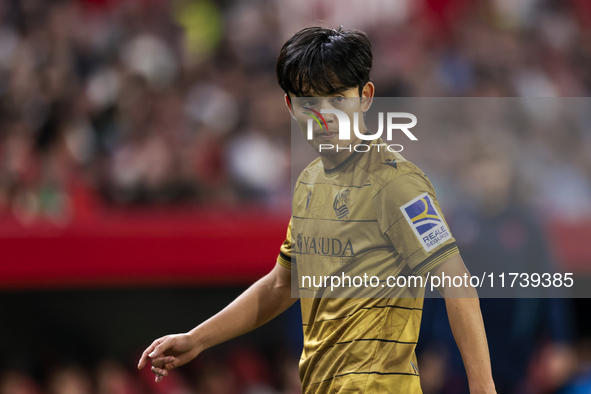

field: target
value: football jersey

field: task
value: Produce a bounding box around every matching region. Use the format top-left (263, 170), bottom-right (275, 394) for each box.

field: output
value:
top-left (277, 137), bottom-right (458, 393)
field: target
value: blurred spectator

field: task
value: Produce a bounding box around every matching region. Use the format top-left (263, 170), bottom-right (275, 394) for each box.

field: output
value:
top-left (559, 340), bottom-right (591, 394)
top-left (0, 371), bottom-right (43, 394)
top-left (96, 360), bottom-right (141, 394)
top-left (46, 365), bottom-right (93, 394)
top-left (418, 151), bottom-right (577, 394)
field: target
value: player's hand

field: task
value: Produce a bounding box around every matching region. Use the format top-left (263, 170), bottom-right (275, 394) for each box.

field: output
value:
top-left (138, 333), bottom-right (201, 382)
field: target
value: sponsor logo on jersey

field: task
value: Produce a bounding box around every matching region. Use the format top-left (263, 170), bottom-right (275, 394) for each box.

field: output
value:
top-left (333, 189), bottom-right (351, 219)
top-left (400, 192), bottom-right (451, 252)
top-left (296, 233), bottom-right (355, 256)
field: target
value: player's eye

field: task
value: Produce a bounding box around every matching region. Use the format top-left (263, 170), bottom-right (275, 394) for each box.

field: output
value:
top-left (332, 96), bottom-right (345, 104)
top-left (302, 100), bottom-right (316, 107)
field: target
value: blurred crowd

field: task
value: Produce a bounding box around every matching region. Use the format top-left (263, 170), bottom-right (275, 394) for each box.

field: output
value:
top-left (0, 346), bottom-right (302, 394)
top-left (0, 0), bottom-right (292, 225)
top-left (0, 0), bottom-right (590, 224)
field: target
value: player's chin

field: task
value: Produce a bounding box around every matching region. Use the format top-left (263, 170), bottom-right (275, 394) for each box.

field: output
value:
top-left (316, 147), bottom-right (341, 157)
top-left (312, 141), bottom-right (340, 156)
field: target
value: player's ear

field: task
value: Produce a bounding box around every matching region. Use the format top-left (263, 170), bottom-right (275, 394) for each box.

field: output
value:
top-left (360, 82), bottom-right (375, 113)
top-left (284, 94), bottom-right (296, 120)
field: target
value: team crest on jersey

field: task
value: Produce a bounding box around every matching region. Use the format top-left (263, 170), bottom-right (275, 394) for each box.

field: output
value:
top-left (400, 192), bottom-right (451, 252)
top-left (333, 189), bottom-right (351, 219)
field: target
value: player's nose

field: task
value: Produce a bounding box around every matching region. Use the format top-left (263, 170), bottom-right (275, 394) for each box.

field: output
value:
top-left (323, 113), bottom-right (336, 123)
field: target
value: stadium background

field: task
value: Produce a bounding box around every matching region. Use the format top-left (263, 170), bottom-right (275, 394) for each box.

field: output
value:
top-left (0, 0), bottom-right (590, 393)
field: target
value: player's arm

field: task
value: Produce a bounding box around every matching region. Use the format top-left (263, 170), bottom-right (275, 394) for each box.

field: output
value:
top-left (372, 170), bottom-right (494, 391)
top-left (430, 254), bottom-right (497, 394)
top-left (137, 262), bottom-right (296, 381)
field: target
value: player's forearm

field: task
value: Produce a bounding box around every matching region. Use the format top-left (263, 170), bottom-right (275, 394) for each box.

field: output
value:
top-left (188, 270), bottom-right (296, 353)
top-left (445, 297), bottom-right (496, 394)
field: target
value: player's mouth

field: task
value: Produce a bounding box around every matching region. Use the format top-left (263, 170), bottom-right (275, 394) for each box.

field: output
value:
top-left (317, 131), bottom-right (337, 140)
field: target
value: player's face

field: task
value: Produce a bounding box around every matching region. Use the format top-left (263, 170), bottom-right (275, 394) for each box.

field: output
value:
top-left (287, 83), bottom-right (374, 157)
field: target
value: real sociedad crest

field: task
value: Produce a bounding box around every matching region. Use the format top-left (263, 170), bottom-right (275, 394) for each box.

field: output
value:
top-left (333, 189), bottom-right (351, 219)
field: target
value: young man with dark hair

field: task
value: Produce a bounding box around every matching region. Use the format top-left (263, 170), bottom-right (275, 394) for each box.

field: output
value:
top-left (138, 26), bottom-right (497, 394)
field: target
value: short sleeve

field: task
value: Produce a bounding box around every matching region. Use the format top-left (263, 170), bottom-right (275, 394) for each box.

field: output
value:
top-left (372, 172), bottom-right (459, 276)
top-left (277, 219), bottom-right (292, 269)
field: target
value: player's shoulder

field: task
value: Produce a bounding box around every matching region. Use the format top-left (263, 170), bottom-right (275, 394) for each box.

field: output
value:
top-left (358, 138), bottom-right (426, 190)
top-left (296, 157), bottom-right (323, 185)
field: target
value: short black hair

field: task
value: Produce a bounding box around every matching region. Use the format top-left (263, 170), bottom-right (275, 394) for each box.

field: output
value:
top-left (276, 26), bottom-right (372, 97)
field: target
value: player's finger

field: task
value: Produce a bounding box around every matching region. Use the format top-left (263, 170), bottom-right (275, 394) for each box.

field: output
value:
top-left (151, 366), bottom-right (168, 377)
top-left (149, 337), bottom-right (173, 359)
top-left (138, 337), bottom-right (165, 369)
top-left (151, 356), bottom-right (175, 368)
top-left (164, 361), bottom-right (181, 371)
top-left (138, 344), bottom-right (157, 369)
top-left (169, 352), bottom-right (194, 369)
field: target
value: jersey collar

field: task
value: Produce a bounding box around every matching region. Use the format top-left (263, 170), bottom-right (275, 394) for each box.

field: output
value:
top-left (323, 131), bottom-right (376, 178)
top-left (323, 149), bottom-right (363, 178)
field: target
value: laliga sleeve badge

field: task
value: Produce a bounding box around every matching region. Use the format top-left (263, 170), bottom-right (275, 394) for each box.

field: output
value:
top-left (400, 193), bottom-right (451, 252)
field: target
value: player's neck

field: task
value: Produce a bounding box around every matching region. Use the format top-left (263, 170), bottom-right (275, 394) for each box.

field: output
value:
top-left (320, 124), bottom-right (367, 170)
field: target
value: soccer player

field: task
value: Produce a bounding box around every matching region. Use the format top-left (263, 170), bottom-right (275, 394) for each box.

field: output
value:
top-left (138, 27), bottom-right (497, 394)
